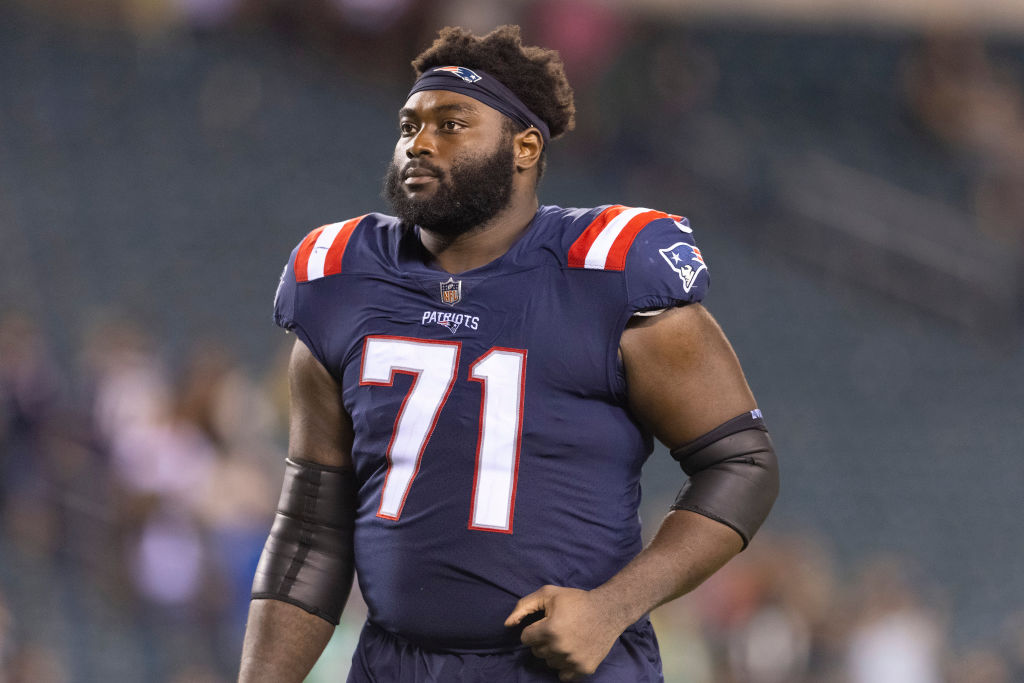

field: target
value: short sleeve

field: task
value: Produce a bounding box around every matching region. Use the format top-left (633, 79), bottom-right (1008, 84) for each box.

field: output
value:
top-left (271, 244), bottom-right (331, 369)
top-left (273, 252), bottom-right (298, 331)
top-left (622, 215), bottom-right (709, 314)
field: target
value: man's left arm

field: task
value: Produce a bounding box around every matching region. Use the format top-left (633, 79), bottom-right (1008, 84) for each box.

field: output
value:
top-left (505, 303), bottom-right (779, 681)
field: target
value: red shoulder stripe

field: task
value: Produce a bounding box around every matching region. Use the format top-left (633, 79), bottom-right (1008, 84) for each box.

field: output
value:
top-left (294, 225), bottom-right (327, 283)
top-left (603, 209), bottom-right (672, 271)
top-left (293, 215), bottom-right (367, 283)
top-left (567, 205), bottom-right (628, 268)
top-left (322, 215), bottom-right (366, 278)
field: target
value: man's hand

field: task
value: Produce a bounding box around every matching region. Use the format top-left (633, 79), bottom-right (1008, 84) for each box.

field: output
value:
top-left (504, 585), bottom-right (626, 681)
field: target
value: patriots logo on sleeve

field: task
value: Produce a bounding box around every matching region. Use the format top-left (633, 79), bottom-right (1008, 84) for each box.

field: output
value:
top-left (433, 66), bottom-right (482, 83)
top-left (659, 242), bottom-right (707, 293)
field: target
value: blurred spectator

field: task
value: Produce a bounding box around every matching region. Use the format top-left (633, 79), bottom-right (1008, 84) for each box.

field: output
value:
top-left (175, 341), bottom-right (279, 458)
top-left (0, 313), bottom-right (64, 558)
top-left (0, 314), bottom-right (61, 496)
top-left (85, 320), bottom-right (171, 453)
top-left (724, 536), bottom-right (836, 683)
top-left (902, 30), bottom-right (1024, 246)
top-left (903, 30), bottom-right (1024, 161)
top-left (843, 557), bottom-right (946, 683)
top-left (686, 533), bottom-right (836, 683)
top-left (176, 342), bottom-right (279, 653)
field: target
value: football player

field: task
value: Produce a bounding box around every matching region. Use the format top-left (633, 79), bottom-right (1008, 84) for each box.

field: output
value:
top-left (239, 25), bottom-right (778, 683)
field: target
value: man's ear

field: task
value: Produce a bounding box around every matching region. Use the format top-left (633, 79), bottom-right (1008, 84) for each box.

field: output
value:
top-left (513, 128), bottom-right (544, 172)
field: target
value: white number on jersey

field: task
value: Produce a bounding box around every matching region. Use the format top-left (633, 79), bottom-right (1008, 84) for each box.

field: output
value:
top-left (359, 336), bottom-right (526, 533)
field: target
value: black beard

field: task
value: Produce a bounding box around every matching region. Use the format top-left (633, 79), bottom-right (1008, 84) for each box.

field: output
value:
top-left (383, 136), bottom-right (515, 239)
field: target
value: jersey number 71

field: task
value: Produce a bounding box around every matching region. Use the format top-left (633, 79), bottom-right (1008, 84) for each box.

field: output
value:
top-left (359, 336), bottom-right (526, 534)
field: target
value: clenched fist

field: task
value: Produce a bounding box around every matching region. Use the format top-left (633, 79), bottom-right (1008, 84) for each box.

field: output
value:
top-left (504, 585), bottom-right (626, 681)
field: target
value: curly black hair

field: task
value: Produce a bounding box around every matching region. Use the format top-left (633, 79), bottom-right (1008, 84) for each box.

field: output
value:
top-left (411, 25), bottom-right (576, 144)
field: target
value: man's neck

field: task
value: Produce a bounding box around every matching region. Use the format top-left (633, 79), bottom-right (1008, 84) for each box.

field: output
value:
top-left (419, 194), bottom-right (539, 274)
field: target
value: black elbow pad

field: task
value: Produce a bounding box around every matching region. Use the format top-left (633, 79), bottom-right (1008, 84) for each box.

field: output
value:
top-left (670, 411), bottom-right (779, 548)
top-left (251, 458), bottom-right (357, 624)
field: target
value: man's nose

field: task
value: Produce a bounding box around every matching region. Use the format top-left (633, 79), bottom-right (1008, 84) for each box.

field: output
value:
top-left (407, 128), bottom-right (436, 158)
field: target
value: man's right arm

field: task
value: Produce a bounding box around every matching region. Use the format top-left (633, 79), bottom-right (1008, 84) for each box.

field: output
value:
top-left (238, 340), bottom-right (356, 683)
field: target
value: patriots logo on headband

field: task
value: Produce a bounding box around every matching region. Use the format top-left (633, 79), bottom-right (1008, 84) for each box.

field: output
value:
top-left (433, 66), bottom-right (482, 83)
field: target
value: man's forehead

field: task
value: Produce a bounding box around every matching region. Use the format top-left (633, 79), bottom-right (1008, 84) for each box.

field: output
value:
top-left (399, 90), bottom-right (497, 118)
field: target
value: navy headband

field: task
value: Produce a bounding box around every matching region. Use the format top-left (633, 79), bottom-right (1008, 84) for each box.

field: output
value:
top-left (408, 66), bottom-right (550, 145)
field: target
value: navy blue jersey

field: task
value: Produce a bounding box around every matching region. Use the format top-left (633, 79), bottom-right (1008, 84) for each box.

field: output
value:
top-left (273, 205), bottom-right (709, 653)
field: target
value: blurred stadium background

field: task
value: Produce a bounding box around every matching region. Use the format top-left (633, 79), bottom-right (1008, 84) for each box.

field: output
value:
top-left (1, 0), bottom-right (1023, 681)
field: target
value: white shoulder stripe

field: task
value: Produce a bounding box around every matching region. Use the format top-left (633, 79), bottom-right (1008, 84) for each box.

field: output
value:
top-left (305, 222), bottom-right (345, 281)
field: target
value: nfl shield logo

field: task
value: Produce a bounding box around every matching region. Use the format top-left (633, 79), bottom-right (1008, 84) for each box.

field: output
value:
top-left (439, 277), bottom-right (462, 306)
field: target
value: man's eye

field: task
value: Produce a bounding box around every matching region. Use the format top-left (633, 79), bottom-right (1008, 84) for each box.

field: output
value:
top-left (400, 123), bottom-right (417, 135)
top-left (443, 121), bottom-right (461, 130)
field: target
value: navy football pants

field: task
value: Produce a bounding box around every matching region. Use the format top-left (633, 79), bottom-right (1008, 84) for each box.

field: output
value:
top-left (346, 619), bottom-right (664, 682)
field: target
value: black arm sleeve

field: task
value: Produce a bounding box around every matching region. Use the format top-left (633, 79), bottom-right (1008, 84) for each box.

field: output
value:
top-left (669, 411), bottom-right (779, 549)
top-left (251, 458), bottom-right (357, 624)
